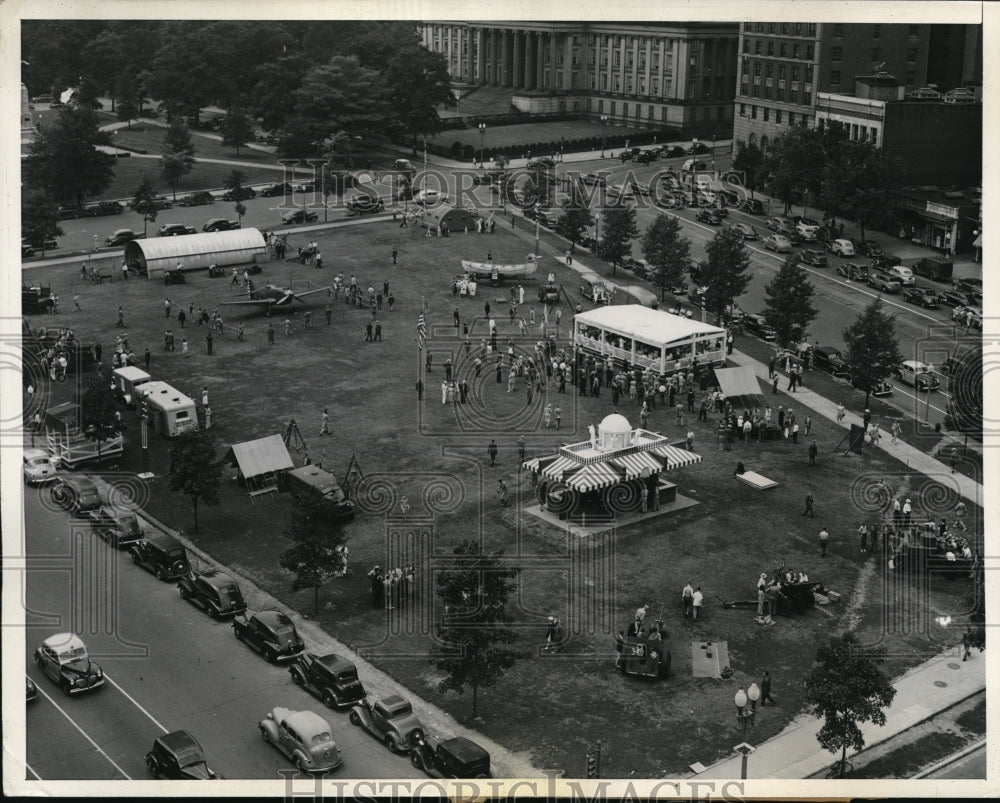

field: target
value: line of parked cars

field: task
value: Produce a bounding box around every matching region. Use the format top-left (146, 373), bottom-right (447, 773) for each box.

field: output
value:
top-left (27, 468), bottom-right (493, 779)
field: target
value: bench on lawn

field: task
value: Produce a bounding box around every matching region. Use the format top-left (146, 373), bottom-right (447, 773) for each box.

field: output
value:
top-left (736, 470), bottom-right (778, 490)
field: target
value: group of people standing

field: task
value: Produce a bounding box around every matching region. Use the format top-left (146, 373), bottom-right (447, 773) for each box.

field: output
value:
top-left (366, 564), bottom-right (417, 611)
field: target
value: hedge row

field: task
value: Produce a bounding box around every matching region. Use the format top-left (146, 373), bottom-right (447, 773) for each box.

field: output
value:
top-left (424, 128), bottom-right (679, 162)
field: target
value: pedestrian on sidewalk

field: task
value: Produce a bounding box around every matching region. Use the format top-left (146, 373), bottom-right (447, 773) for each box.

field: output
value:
top-left (819, 526), bottom-right (830, 557)
top-left (760, 671), bottom-right (776, 705)
top-left (808, 440), bottom-right (818, 465)
top-left (772, 375), bottom-right (779, 395)
top-left (768, 356), bottom-right (776, 379)
top-left (836, 403), bottom-right (846, 424)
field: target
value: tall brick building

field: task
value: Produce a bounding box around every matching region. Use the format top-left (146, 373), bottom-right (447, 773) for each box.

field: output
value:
top-left (420, 22), bottom-right (739, 138)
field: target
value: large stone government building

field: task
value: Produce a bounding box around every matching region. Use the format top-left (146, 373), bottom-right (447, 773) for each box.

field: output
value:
top-left (420, 22), bottom-right (739, 137)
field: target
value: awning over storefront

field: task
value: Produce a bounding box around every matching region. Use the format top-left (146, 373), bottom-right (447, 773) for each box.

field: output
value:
top-left (714, 366), bottom-right (763, 399)
top-left (652, 443), bottom-right (703, 470)
top-left (613, 451), bottom-right (663, 479)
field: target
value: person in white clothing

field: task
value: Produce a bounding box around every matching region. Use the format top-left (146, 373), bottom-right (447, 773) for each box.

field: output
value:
top-left (691, 587), bottom-right (704, 620)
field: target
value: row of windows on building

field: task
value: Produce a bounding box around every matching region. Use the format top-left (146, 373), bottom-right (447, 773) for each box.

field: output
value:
top-left (831, 23), bottom-right (922, 39)
top-left (829, 70), bottom-right (917, 87)
top-left (597, 98), bottom-right (729, 122)
top-left (743, 59), bottom-right (814, 82)
top-left (817, 117), bottom-right (880, 144)
top-left (831, 45), bottom-right (921, 62)
top-left (744, 39), bottom-right (815, 59)
top-left (739, 103), bottom-right (806, 126)
top-left (429, 28), bottom-right (707, 53)
top-left (740, 82), bottom-right (813, 105)
top-left (741, 22), bottom-right (818, 37)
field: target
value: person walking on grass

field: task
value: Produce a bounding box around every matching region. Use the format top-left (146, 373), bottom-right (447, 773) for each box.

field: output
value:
top-left (819, 526), bottom-right (830, 557)
top-left (760, 671), bottom-right (776, 705)
top-left (802, 490), bottom-right (815, 517)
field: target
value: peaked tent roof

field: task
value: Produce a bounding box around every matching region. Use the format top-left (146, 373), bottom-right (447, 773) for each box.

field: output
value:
top-left (574, 305), bottom-right (726, 347)
top-left (223, 434), bottom-right (294, 480)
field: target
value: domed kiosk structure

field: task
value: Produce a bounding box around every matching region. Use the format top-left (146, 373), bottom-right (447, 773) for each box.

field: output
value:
top-left (523, 413), bottom-right (702, 529)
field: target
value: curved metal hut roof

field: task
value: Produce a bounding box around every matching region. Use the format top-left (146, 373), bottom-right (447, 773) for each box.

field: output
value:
top-left (125, 228), bottom-right (267, 277)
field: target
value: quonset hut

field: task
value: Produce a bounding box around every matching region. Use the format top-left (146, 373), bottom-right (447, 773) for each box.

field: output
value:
top-left (125, 228), bottom-right (267, 280)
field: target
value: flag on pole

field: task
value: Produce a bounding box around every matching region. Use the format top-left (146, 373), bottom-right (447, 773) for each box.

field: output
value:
top-left (417, 313), bottom-right (426, 348)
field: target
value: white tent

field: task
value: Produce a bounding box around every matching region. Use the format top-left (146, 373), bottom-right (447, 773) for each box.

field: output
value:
top-left (125, 228), bottom-right (267, 279)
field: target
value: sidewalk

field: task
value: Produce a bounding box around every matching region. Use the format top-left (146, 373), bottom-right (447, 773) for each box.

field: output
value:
top-left (693, 648), bottom-right (985, 779)
top-left (726, 349), bottom-right (983, 506)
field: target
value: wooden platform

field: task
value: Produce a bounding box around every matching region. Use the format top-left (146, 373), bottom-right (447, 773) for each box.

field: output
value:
top-left (736, 470), bottom-right (778, 490)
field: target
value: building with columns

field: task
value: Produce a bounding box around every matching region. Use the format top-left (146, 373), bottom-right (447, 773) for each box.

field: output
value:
top-left (420, 22), bottom-right (739, 138)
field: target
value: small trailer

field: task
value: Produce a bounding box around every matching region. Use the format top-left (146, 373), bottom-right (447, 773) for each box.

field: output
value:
top-left (138, 381), bottom-right (199, 437)
top-left (110, 366), bottom-right (151, 407)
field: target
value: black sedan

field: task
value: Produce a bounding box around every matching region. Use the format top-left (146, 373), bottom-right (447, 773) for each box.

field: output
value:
top-left (222, 187), bottom-right (257, 201)
top-left (232, 610), bottom-right (305, 663)
top-left (178, 191), bottom-right (215, 207)
top-left (938, 289), bottom-right (974, 307)
top-left (743, 314), bottom-right (776, 340)
top-left (695, 209), bottom-right (722, 225)
top-left (902, 287), bottom-right (941, 308)
top-left (798, 249), bottom-right (828, 268)
top-left (813, 346), bottom-right (850, 376)
top-left (86, 201), bottom-right (124, 217)
top-left (852, 239), bottom-right (884, 258)
top-left (259, 182), bottom-right (292, 197)
top-left (281, 209), bottom-right (319, 225)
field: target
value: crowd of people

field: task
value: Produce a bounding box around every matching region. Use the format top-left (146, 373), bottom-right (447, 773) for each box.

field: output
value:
top-left (365, 564), bottom-right (417, 611)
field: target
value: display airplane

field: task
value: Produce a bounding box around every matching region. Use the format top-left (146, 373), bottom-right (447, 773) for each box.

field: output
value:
top-left (221, 283), bottom-right (331, 310)
top-left (460, 258), bottom-right (538, 280)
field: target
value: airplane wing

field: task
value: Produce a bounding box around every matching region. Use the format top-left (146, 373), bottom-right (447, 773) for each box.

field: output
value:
top-left (220, 298), bottom-right (276, 307)
top-left (292, 286), bottom-right (332, 300)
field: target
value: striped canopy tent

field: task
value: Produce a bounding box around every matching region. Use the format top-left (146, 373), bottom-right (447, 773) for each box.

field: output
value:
top-left (525, 441), bottom-right (702, 493)
top-left (651, 442), bottom-right (703, 471)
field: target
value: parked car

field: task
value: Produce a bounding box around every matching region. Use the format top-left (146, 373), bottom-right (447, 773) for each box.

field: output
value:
top-left (798, 249), bottom-right (828, 267)
top-left (106, 228), bottom-right (142, 246)
top-left (221, 187), bottom-right (256, 201)
top-left (344, 194), bottom-right (386, 216)
top-left (410, 733), bottom-right (491, 779)
top-left (178, 569), bottom-right (247, 618)
top-left (607, 183), bottom-right (634, 199)
top-left (742, 314), bottom-right (776, 340)
top-left (659, 145), bottom-right (686, 157)
top-left (852, 239), bottom-right (884, 258)
top-left (795, 220), bottom-right (820, 241)
top-left (349, 695), bottom-right (425, 753)
top-left (157, 223), bottom-right (197, 237)
top-left (812, 346), bottom-right (849, 376)
top-left (177, 191), bottom-right (215, 207)
top-left (290, 651), bottom-right (367, 709)
top-left (762, 234), bottom-right (793, 253)
top-left (896, 359), bottom-right (941, 391)
top-left (869, 254), bottom-right (903, 270)
top-left (34, 633), bottom-right (104, 695)
top-left (632, 150), bottom-right (655, 164)
top-left (582, 172), bottom-right (607, 187)
top-left (765, 216), bottom-right (795, 234)
top-left (259, 707), bottom-right (343, 773)
top-left (887, 265), bottom-right (916, 286)
top-left (129, 532), bottom-right (191, 581)
top-left (86, 201), bottom-right (124, 217)
top-left (23, 448), bottom-right (57, 485)
top-left (202, 218), bottom-right (240, 232)
top-left (681, 159), bottom-right (707, 172)
top-left (232, 610), bottom-right (305, 663)
top-left (58, 204), bottom-right (86, 219)
top-left (148, 195), bottom-right (173, 210)
top-left (835, 263), bottom-right (871, 282)
top-left (740, 198), bottom-right (765, 215)
top-left (902, 287), bottom-right (941, 308)
top-left (727, 222), bottom-right (757, 240)
top-left (145, 731), bottom-right (221, 780)
top-left (911, 256), bottom-right (954, 281)
top-left (281, 209), bottom-right (319, 225)
top-left (89, 505), bottom-right (144, 549)
top-left (258, 182), bottom-right (292, 197)
top-left (695, 209), bottom-right (722, 225)
top-left (826, 238), bottom-right (855, 257)
top-left (938, 289), bottom-right (974, 307)
top-left (50, 476), bottom-right (102, 516)
top-left (953, 277), bottom-right (983, 299)
top-left (867, 271), bottom-right (902, 293)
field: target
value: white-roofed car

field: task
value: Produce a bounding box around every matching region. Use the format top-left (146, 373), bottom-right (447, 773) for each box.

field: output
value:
top-left (34, 633), bottom-right (105, 695)
top-left (259, 707), bottom-right (343, 773)
top-left (895, 359), bottom-right (941, 392)
top-left (23, 448), bottom-right (57, 485)
top-left (827, 238), bottom-right (855, 257)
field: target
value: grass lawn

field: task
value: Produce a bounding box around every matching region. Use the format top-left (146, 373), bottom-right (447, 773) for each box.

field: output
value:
top-left (26, 218), bottom-right (980, 777)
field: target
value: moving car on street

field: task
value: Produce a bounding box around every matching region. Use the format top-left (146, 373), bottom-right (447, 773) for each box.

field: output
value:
top-left (232, 610), bottom-right (305, 663)
top-left (896, 359), bottom-right (941, 391)
top-left (259, 707), bottom-right (343, 773)
top-left (742, 313), bottom-right (776, 340)
top-left (349, 694), bottom-right (426, 753)
top-left (106, 228), bottom-right (142, 246)
top-left (902, 287), bottom-right (941, 308)
top-left (33, 633), bottom-right (104, 695)
top-left (281, 209), bottom-right (319, 224)
top-left (762, 234), bottom-right (793, 253)
top-left (346, 195), bottom-right (386, 215)
top-left (146, 731), bottom-right (221, 779)
top-left (202, 218), bottom-right (240, 232)
top-left (157, 223), bottom-right (197, 237)
top-left (289, 651), bottom-right (367, 708)
top-left (178, 569), bottom-right (247, 618)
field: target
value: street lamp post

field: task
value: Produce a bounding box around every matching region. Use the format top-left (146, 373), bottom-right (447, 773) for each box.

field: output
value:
top-left (734, 687), bottom-right (748, 730)
top-left (733, 742), bottom-right (756, 780)
top-left (710, 126), bottom-right (721, 173)
top-left (478, 122), bottom-right (487, 169)
top-left (600, 114), bottom-right (608, 158)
